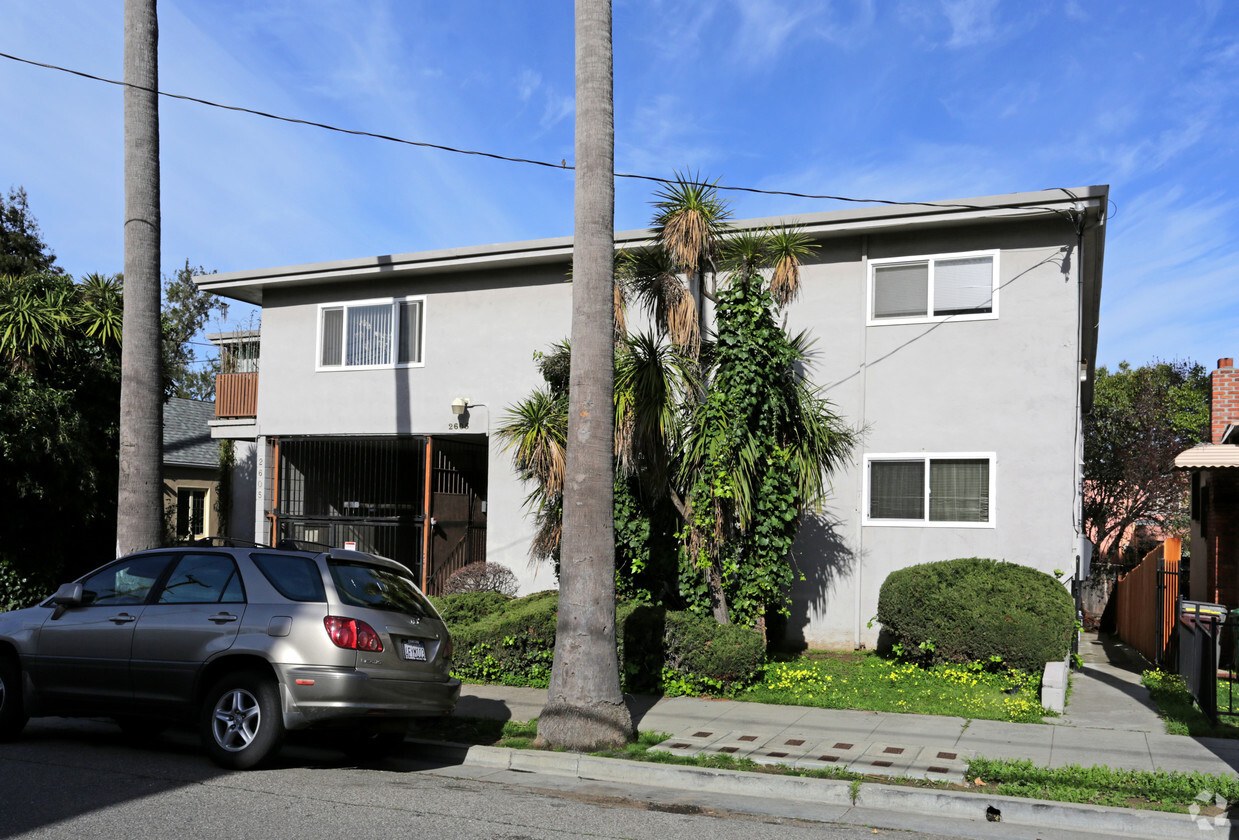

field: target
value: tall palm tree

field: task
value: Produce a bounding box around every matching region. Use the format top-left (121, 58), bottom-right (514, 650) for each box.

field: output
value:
top-left (536, 0), bottom-right (632, 751)
top-left (117, 0), bottom-right (163, 555)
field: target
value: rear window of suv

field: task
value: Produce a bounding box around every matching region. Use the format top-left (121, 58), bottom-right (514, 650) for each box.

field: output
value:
top-left (328, 561), bottom-right (434, 619)
top-left (250, 553), bottom-right (327, 602)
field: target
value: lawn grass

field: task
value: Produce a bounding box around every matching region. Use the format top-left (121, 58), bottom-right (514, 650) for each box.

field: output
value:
top-left (1142, 669), bottom-right (1239, 738)
top-left (739, 650), bottom-right (1049, 723)
top-left (412, 714), bottom-right (1236, 816)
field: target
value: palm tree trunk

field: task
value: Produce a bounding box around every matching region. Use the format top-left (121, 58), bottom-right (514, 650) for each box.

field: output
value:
top-left (537, 0), bottom-right (632, 751)
top-left (117, 0), bottom-right (163, 556)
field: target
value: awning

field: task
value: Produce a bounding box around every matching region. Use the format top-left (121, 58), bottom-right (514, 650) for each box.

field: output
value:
top-left (1175, 443), bottom-right (1239, 470)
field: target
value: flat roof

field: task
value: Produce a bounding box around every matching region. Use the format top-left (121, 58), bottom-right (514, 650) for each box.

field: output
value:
top-left (193, 184), bottom-right (1107, 406)
top-left (195, 185), bottom-right (1107, 306)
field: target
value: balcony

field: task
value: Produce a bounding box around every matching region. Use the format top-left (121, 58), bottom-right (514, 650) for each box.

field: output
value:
top-left (215, 372), bottom-right (258, 419)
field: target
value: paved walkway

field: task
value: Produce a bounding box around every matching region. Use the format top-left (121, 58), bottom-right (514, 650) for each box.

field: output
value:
top-left (453, 632), bottom-right (1239, 782)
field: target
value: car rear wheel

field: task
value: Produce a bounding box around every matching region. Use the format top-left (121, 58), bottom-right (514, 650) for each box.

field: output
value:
top-left (200, 671), bottom-right (284, 769)
top-left (0, 655), bottom-right (28, 742)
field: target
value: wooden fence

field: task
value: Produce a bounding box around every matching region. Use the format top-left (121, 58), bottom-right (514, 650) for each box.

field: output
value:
top-left (1115, 536), bottom-right (1181, 663)
top-left (215, 372), bottom-right (258, 418)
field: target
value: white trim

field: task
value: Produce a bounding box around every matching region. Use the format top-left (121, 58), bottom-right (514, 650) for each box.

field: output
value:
top-left (314, 295), bottom-right (427, 371)
top-left (862, 452), bottom-right (997, 528)
top-left (866, 249), bottom-right (1000, 326)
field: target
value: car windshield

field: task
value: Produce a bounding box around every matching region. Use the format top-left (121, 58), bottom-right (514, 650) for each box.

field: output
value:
top-left (328, 561), bottom-right (434, 619)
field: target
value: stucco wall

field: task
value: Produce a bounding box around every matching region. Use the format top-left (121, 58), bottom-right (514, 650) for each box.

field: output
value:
top-left (783, 219), bottom-right (1082, 648)
top-left (246, 216), bottom-right (1085, 648)
top-left (255, 263), bottom-right (573, 594)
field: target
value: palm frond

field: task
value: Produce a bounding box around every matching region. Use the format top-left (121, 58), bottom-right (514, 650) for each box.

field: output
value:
top-left (767, 226), bottom-right (815, 306)
top-left (650, 172), bottom-right (733, 275)
top-left (619, 247), bottom-right (700, 354)
top-left (495, 388), bottom-right (568, 497)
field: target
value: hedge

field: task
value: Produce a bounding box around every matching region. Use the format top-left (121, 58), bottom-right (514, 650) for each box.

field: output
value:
top-left (875, 557), bottom-right (1075, 672)
top-left (432, 591), bottom-right (765, 694)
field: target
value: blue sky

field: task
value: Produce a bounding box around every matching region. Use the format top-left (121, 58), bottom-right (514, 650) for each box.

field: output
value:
top-left (1, 0), bottom-right (1237, 370)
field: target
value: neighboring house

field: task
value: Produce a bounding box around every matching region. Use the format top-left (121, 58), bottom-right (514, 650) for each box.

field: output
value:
top-left (206, 329), bottom-right (262, 544)
top-left (163, 397), bottom-right (220, 541)
top-left (1175, 357), bottom-right (1239, 606)
top-left (195, 186), bottom-right (1108, 649)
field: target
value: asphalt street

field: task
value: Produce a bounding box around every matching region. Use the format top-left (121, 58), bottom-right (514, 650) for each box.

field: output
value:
top-left (1, 717), bottom-right (1074, 840)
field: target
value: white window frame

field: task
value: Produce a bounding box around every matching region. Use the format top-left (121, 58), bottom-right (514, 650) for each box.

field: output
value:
top-left (315, 296), bottom-right (426, 371)
top-left (867, 249), bottom-right (1000, 326)
top-left (862, 452), bottom-right (997, 528)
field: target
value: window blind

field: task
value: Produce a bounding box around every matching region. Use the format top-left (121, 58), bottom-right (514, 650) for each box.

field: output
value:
top-left (873, 262), bottom-right (929, 318)
top-left (934, 257), bottom-right (993, 316)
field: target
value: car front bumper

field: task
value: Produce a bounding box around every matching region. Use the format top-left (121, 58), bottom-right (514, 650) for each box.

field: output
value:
top-left (275, 664), bottom-right (461, 729)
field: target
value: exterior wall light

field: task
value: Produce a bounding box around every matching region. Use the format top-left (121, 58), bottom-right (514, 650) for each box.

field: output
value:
top-left (451, 397), bottom-right (470, 415)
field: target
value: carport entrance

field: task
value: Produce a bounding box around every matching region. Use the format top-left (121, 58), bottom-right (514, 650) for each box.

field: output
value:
top-left (267, 435), bottom-right (487, 594)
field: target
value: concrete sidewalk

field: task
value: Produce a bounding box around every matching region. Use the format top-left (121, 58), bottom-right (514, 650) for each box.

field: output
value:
top-left (435, 635), bottom-right (1239, 838)
top-left (453, 632), bottom-right (1239, 781)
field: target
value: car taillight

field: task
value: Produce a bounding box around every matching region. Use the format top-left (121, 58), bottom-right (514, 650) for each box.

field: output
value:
top-left (445, 636), bottom-right (453, 662)
top-left (324, 616), bottom-right (384, 652)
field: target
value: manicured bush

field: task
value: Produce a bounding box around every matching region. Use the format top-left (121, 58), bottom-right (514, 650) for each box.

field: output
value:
top-left (876, 557), bottom-right (1075, 672)
top-left (444, 591), bottom-right (766, 694)
top-left (431, 590), bottom-right (513, 628)
top-left (442, 562), bottom-right (519, 596)
top-left (447, 590), bottom-right (559, 686)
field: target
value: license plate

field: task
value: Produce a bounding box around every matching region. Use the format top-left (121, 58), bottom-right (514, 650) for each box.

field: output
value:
top-left (402, 640), bottom-right (427, 661)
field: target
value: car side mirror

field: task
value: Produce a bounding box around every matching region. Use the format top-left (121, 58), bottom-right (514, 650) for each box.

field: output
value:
top-left (50, 583), bottom-right (83, 620)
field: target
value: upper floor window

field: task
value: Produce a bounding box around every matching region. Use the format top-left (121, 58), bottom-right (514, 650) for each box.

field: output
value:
top-left (318, 297), bottom-right (424, 369)
top-left (864, 453), bottom-right (995, 527)
top-left (868, 251), bottom-right (999, 325)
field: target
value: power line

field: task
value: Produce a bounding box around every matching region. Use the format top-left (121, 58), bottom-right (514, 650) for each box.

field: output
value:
top-left (0, 49), bottom-right (1095, 221)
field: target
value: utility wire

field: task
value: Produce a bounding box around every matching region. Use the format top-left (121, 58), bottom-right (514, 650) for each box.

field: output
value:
top-left (0, 50), bottom-right (1097, 221)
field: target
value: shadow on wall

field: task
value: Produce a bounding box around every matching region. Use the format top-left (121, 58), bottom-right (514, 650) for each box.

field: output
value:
top-left (779, 511), bottom-right (858, 651)
top-left (229, 443), bottom-right (258, 542)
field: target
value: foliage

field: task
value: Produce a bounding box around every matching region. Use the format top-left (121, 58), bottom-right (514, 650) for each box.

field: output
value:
top-left (447, 591), bottom-right (560, 686)
top-left (217, 438), bottom-right (234, 537)
top-left (443, 562), bottom-right (519, 596)
top-left (745, 652), bottom-right (1047, 722)
top-left (1142, 668), bottom-right (1239, 739)
top-left (161, 260), bottom-right (226, 400)
top-left (682, 236), bottom-right (855, 626)
top-left (500, 177), bottom-right (856, 630)
top-left (0, 559), bottom-right (51, 612)
top-left (1084, 360), bottom-right (1210, 563)
top-left (430, 590), bottom-right (513, 627)
top-left (442, 591), bottom-right (765, 694)
top-left (0, 270), bottom-right (122, 586)
top-left (876, 558), bottom-right (1075, 672)
top-left (967, 756), bottom-right (1239, 813)
top-left (0, 189), bottom-right (223, 587)
top-left (0, 187), bottom-right (64, 278)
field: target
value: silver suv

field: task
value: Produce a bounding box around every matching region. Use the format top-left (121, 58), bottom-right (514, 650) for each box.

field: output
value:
top-left (0, 545), bottom-right (459, 769)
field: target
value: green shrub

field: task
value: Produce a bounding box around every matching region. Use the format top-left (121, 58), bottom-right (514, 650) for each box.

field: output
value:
top-left (448, 590), bottom-right (559, 687)
top-left (876, 557), bottom-right (1074, 672)
top-left (446, 592), bottom-right (766, 695)
top-left (431, 590), bottom-right (513, 628)
top-left (0, 559), bottom-right (48, 613)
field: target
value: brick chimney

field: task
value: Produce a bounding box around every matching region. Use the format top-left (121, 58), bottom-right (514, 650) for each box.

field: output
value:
top-left (1213, 357), bottom-right (1239, 443)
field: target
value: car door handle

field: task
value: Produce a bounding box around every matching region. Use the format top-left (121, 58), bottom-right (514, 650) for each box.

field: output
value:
top-left (209, 613), bottom-right (239, 624)
top-left (108, 613), bottom-right (137, 624)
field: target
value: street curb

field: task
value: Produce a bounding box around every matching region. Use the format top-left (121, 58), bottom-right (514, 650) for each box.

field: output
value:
top-left (409, 740), bottom-right (1233, 840)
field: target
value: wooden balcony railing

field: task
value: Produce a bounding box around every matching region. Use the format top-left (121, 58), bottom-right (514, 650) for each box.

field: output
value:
top-left (215, 372), bottom-right (258, 419)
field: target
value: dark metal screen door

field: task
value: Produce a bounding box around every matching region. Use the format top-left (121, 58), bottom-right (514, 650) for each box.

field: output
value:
top-left (271, 435), bottom-right (487, 589)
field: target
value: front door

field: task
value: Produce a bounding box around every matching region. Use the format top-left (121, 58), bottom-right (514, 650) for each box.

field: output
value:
top-left (32, 554), bottom-right (175, 712)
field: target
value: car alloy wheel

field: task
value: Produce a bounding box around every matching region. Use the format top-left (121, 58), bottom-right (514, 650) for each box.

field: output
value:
top-left (212, 687), bottom-right (261, 751)
top-left (200, 670), bottom-right (284, 770)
